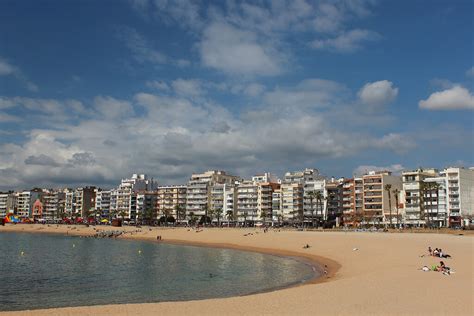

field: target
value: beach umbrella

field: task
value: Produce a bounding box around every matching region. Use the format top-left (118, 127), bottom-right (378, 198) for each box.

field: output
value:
top-left (101, 219), bottom-right (109, 223)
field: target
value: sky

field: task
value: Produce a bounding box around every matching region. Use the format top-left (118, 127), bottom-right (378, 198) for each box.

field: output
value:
top-left (0, 0), bottom-right (473, 190)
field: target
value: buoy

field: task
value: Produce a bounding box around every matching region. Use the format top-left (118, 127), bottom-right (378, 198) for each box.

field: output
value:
top-left (73, 244), bottom-right (75, 248)
top-left (20, 251), bottom-right (24, 256)
top-left (138, 250), bottom-right (142, 254)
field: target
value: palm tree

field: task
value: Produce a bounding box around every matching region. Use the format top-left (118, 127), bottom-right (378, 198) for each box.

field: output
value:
top-left (188, 211), bottom-right (197, 226)
top-left (243, 211), bottom-right (248, 227)
top-left (393, 188), bottom-right (400, 227)
top-left (384, 184), bottom-right (392, 228)
top-left (307, 191), bottom-right (316, 228)
top-left (118, 210), bottom-right (127, 221)
top-left (315, 191), bottom-right (324, 227)
top-left (432, 182), bottom-right (441, 228)
top-left (421, 182), bottom-right (434, 228)
top-left (419, 181), bottom-right (427, 227)
top-left (144, 207), bottom-right (155, 226)
top-left (226, 210), bottom-right (234, 227)
top-left (163, 208), bottom-right (172, 226)
top-left (202, 204), bottom-right (209, 226)
top-left (214, 207), bottom-right (223, 227)
top-left (175, 205), bottom-right (186, 223)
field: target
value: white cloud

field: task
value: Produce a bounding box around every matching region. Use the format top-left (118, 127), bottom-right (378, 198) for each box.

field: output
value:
top-left (0, 112), bottom-right (21, 122)
top-left (311, 29), bottom-right (380, 53)
top-left (200, 22), bottom-right (282, 76)
top-left (358, 80), bottom-right (399, 110)
top-left (171, 79), bottom-right (204, 97)
top-left (94, 96), bottom-right (134, 119)
top-left (146, 80), bottom-right (170, 91)
top-left (353, 164), bottom-right (405, 177)
top-left (466, 66), bottom-right (474, 78)
top-left (374, 133), bottom-right (416, 154)
top-left (243, 83), bottom-right (265, 97)
top-left (419, 86), bottom-right (474, 110)
top-left (0, 59), bottom-right (16, 75)
top-left (0, 80), bottom-right (415, 189)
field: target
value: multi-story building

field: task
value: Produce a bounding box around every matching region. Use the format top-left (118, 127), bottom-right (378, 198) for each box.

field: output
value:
top-left (326, 179), bottom-right (343, 226)
top-left (422, 176), bottom-right (448, 227)
top-left (363, 171), bottom-right (402, 226)
top-left (74, 187), bottom-right (96, 218)
top-left (42, 190), bottom-right (65, 219)
top-left (303, 179), bottom-right (326, 226)
top-left (157, 185), bottom-right (187, 221)
top-left (281, 182), bottom-right (304, 223)
top-left (284, 168), bottom-right (319, 184)
top-left (16, 189), bottom-right (43, 218)
top-left (252, 172), bottom-right (279, 184)
top-left (440, 167), bottom-right (474, 227)
top-left (0, 192), bottom-right (15, 217)
top-left (111, 174), bottom-right (157, 220)
top-left (257, 182), bottom-right (279, 224)
top-left (402, 169), bottom-right (438, 226)
top-left (236, 180), bottom-right (259, 224)
top-left (186, 170), bottom-right (240, 220)
top-left (272, 188), bottom-right (282, 224)
top-left (136, 191), bottom-right (158, 222)
top-left (95, 189), bottom-right (112, 218)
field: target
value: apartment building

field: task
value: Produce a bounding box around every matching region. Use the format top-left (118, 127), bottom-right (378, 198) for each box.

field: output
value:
top-left (280, 182), bottom-right (304, 223)
top-left (111, 174), bottom-right (156, 220)
top-left (236, 180), bottom-right (259, 224)
top-left (303, 179), bottom-right (326, 225)
top-left (440, 167), bottom-right (474, 227)
top-left (272, 188), bottom-right (282, 223)
top-left (95, 190), bottom-right (112, 218)
top-left (42, 190), bottom-right (65, 219)
top-left (423, 177), bottom-right (448, 227)
top-left (136, 191), bottom-right (158, 222)
top-left (257, 182), bottom-right (280, 224)
top-left (326, 179), bottom-right (343, 226)
top-left (16, 189), bottom-right (43, 218)
top-left (186, 170), bottom-right (240, 220)
top-left (402, 169), bottom-right (438, 226)
top-left (74, 187), bottom-right (96, 218)
top-left (0, 192), bottom-right (15, 217)
top-left (363, 171), bottom-right (402, 225)
top-left (157, 185), bottom-right (187, 221)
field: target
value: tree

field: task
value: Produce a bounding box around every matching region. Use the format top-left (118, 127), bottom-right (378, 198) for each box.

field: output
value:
top-left (384, 184), bottom-right (392, 228)
top-left (214, 207), bottom-right (223, 227)
top-left (432, 182), bottom-right (441, 228)
top-left (307, 191), bottom-right (316, 227)
top-left (202, 204), bottom-right (209, 226)
top-left (118, 210), bottom-right (127, 220)
top-left (163, 208), bottom-right (172, 226)
top-left (226, 210), bottom-right (234, 227)
top-left (421, 182), bottom-right (434, 228)
top-left (144, 207), bottom-right (155, 226)
top-left (188, 211), bottom-right (197, 226)
top-left (393, 188), bottom-right (400, 227)
top-left (315, 191), bottom-right (324, 227)
top-left (175, 205), bottom-right (186, 223)
top-left (243, 211), bottom-right (248, 227)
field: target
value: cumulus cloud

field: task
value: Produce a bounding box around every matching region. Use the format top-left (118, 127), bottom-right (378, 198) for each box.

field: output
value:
top-left (171, 79), bottom-right (204, 97)
top-left (0, 78), bottom-right (417, 189)
top-left (199, 22), bottom-right (282, 76)
top-left (419, 86), bottom-right (474, 110)
top-left (146, 80), bottom-right (170, 91)
top-left (311, 29), bottom-right (380, 53)
top-left (353, 164), bottom-right (405, 177)
top-left (358, 80), bottom-right (399, 110)
top-left (0, 59), bottom-right (16, 75)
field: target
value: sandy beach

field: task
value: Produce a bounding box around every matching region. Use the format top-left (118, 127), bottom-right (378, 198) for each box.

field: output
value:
top-left (1, 224), bottom-right (472, 316)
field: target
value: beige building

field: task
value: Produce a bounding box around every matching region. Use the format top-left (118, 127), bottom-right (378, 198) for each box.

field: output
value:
top-left (157, 185), bottom-right (187, 220)
top-left (363, 171), bottom-right (402, 225)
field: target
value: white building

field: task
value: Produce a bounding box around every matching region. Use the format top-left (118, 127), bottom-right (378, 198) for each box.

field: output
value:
top-left (95, 190), bottom-right (112, 218)
top-left (402, 169), bottom-right (438, 226)
top-left (440, 167), bottom-right (474, 227)
top-left (423, 177), bottom-right (448, 227)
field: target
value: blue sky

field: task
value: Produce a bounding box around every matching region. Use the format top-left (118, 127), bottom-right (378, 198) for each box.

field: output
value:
top-left (0, 0), bottom-right (473, 189)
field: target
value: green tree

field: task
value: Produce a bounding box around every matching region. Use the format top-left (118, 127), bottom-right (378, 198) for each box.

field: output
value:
top-left (393, 188), bottom-right (400, 227)
top-left (214, 207), bottom-right (223, 227)
top-left (315, 191), bottom-right (324, 227)
top-left (175, 205), bottom-right (186, 222)
top-left (384, 184), bottom-right (392, 228)
top-left (307, 191), bottom-right (316, 227)
top-left (226, 210), bottom-right (234, 227)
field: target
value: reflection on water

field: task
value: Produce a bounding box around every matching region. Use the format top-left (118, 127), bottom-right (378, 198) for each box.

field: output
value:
top-left (0, 232), bottom-right (317, 311)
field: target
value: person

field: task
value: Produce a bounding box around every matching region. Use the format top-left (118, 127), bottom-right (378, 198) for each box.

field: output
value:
top-left (433, 248), bottom-right (440, 257)
top-left (428, 246), bottom-right (433, 256)
top-left (303, 244), bottom-right (310, 249)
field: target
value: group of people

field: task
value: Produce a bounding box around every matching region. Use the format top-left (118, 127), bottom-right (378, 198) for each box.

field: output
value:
top-left (420, 246), bottom-right (453, 275)
top-left (428, 246), bottom-right (452, 258)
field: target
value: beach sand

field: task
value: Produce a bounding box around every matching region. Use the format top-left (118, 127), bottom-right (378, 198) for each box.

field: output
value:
top-left (0, 224), bottom-right (472, 316)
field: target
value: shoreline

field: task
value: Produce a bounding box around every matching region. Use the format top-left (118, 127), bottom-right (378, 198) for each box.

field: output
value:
top-left (1, 224), bottom-right (472, 316)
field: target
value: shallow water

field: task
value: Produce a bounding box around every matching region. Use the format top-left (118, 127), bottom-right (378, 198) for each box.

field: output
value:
top-left (0, 232), bottom-right (317, 311)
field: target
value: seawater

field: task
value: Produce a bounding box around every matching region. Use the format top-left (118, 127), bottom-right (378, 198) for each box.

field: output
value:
top-left (0, 232), bottom-right (317, 311)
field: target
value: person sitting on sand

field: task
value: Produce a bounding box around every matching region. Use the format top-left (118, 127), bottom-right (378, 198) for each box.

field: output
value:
top-left (433, 248), bottom-right (440, 257)
top-left (303, 244), bottom-right (311, 249)
top-left (438, 249), bottom-right (452, 258)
